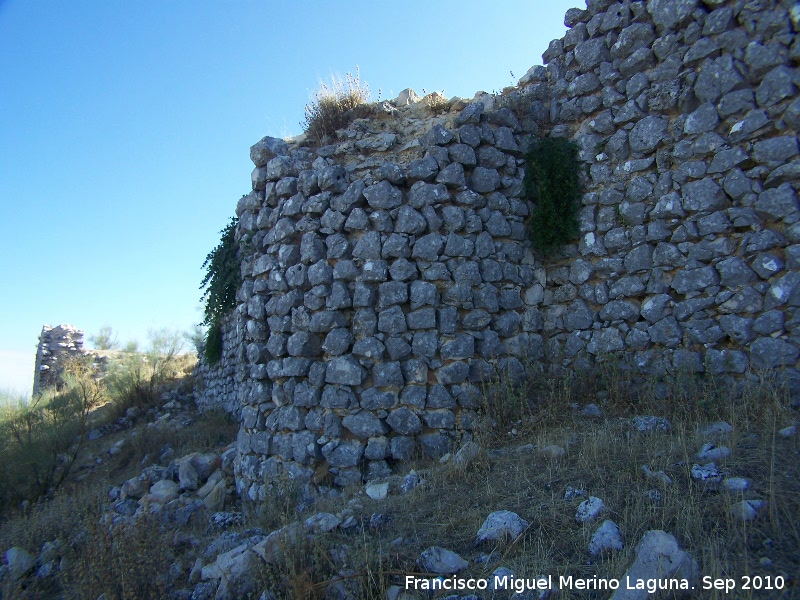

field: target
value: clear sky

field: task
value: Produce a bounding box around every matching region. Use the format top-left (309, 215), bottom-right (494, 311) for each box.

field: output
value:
top-left (0, 0), bottom-right (577, 396)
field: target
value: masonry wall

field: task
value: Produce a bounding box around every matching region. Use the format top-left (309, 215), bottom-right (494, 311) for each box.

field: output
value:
top-left (193, 311), bottom-right (247, 414)
top-left (536, 0), bottom-right (800, 386)
top-left (33, 324), bottom-right (86, 395)
top-left (200, 0), bottom-right (800, 498)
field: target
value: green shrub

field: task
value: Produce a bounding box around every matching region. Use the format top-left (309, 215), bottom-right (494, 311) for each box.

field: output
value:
top-left (0, 359), bottom-right (100, 512)
top-left (183, 323), bottom-right (206, 356)
top-left (203, 320), bottom-right (223, 365)
top-left (200, 217), bottom-right (241, 364)
top-left (104, 329), bottom-right (186, 417)
top-left (523, 136), bottom-right (582, 255)
top-left (89, 325), bottom-right (118, 350)
top-left (302, 67), bottom-right (373, 143)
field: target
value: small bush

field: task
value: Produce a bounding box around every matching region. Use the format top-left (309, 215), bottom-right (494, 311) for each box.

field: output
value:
top-left (89, 325), bottom-right (118, 350)
top-left (302, 67), bottom-right (373, 143)
top-left (122, 408), bottom-right (237, 469)
top-left (423, 91), bottom-right (449, 114)
top-left (495, 87), bottom-right (534, 118)
top-left (523, 136), bottom-right (582, 255)
top-left (0, 358), bottom-right (100, 511)
top-left (104, 329), bottom-right (186, 417)
top-left (184, 323), bottom-right (206, 356)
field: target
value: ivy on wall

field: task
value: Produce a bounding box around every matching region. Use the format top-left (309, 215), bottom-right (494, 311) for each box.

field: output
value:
top-left (200, 217), bottom-right (241, 364)
top-left (523, 137), bottom-right (583, 256)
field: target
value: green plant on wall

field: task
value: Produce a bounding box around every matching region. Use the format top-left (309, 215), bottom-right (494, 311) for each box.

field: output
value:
top-left (523, 136), bottom-right (582, 255)
top-left (200, 217), bottom-right (241, 364)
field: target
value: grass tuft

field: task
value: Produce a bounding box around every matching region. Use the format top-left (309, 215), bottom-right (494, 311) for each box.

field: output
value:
top-left (302, 67), bottom-right (373, 144)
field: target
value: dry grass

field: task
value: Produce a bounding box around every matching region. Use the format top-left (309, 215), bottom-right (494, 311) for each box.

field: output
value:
top-left (0, 406), bottom-right (237, 600)
top-left (244, 367), bottom-right (798, 599)
top-left (302, 67), bottom-right (374, 144)
top-left (112, 408), bottom-right (237, 474)
top-left (1, 362), bottom-right (797, 600)
top-left (65, 513), bottom-right (174, 600)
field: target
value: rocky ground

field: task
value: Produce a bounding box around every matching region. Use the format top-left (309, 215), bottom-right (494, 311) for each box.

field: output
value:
top-left (0, 370), bottom-right (797, 600)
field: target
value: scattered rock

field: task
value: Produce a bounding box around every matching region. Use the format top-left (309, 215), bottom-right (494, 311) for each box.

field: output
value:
top-left (564, 486), bottom-right (587, 500)
top-left (610, 530), bottom-right (699, 600)
top-left (589, 520), bottom-right (624, 555)
top-left (632, 416), bottom-right (671, 433)
top-left (400, 470), bottom-right (422, 494)
top-left (696, 443), bottom-right (731, 461)
top-left (540, 444), bottom-right (566, 459)
top-left (576, 497), bottom-right (606, 523)
top-left (365, 482), bottom-right (389, 501)
top-left (418, 546), bottom-right (469, 574)
top-left (731, 499), bottom-right (767, 521)
top-left (691, 463), bottom-right (724, 490)
top-left (4, 547), bottom-right (36, 581)
top-left (475, 510), bottom-right (529, 544)
top-left (304, 512), bottom-right (342, 533)
top-left (723, 477), bottom-right (750, 492)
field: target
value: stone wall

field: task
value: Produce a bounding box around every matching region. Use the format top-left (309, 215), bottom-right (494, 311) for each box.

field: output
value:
top-left (33, 324), bottom-right (86, 395)
top-left (203, 0), bottom-right (800, 498)
top-left (535, 0), bottom-right (800, 385)
top-left (232, 101), bottom-right (543, 496)
top-left (193, 311), bottom-right (247, 415)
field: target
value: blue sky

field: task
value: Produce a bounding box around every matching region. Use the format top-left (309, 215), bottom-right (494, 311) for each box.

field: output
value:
top-left (0, 0), bottom-right (575, 395)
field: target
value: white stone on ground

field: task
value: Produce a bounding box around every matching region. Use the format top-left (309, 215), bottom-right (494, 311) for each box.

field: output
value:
top-left (589, 520), bottom-right (624, 555)
top-left (564, 486), bottom-right (587, 500)
top-left (632, 416), bottom-right (671, 433)
top-left (365, 482), bottom-right (389, 500)
top-left (696, 443), bottom-right (731, 461)
top-left (576, 496), bottom-right (606, 523)
top-left (610, 530), bottom-right (699, 600)
top-left (304, 512), bottom-right (341, 532)
top-left (723, 477), bottom-right (750, 492)
top-left (4, 547), bottom-right (35, 581)
top-left (540, 444), bottom-right (566, 459)
top-left (731, 499), bottom-right (767, 521)
top-left (476, 510), bottom-right (529, 544)
top-left (418, 546), bottom-right (468, 574)
top-left (453, 441), bottom-right (480, 467)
